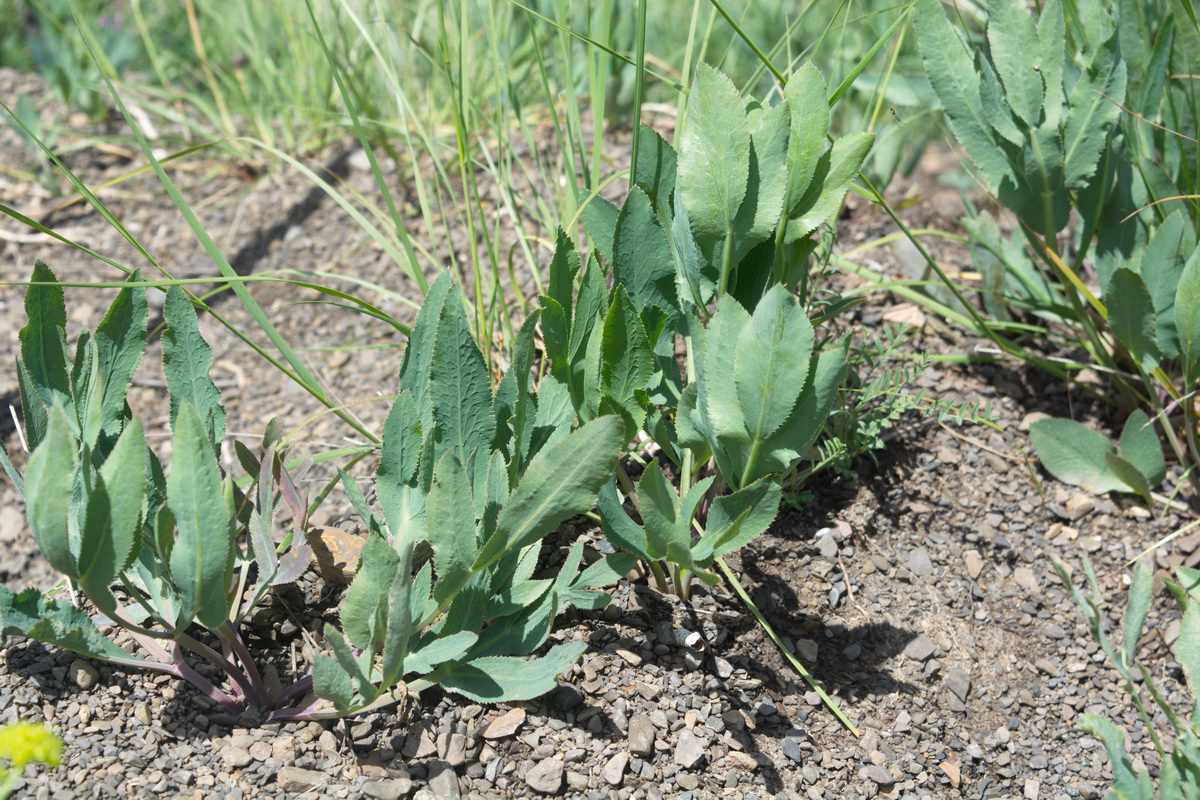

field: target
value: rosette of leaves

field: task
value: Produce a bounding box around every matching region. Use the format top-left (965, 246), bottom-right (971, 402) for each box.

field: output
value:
top-left (1052, 554), bottom-right (1200, 798)
top-left (542, 62), bottom-right (864, 596)
top-left (302, 272), bottom-right (634, 717)
top-left (0, 262), bottom-right (315, 719)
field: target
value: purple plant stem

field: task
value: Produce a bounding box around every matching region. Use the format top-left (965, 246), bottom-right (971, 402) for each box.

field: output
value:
top-left (272, 675), bottom-right (313, 710)
top-left (173, 644), bottom-right (243, 714)
top-left (220, 621), bottom-right (268, 702)
top-left (175, 632), bottom-right (264, 708)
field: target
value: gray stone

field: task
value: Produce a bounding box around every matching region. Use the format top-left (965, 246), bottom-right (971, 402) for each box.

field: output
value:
top-left (815, 530), bottom-right (839, 560)
top-left (781, 736), bottom-right (804, 764)
top-left (674, 729), bottom-right (706, 769)
top-left (603, 752), bottom-right (629, 786)
top-left (222, 746), bottom-right (253, 768)
top-left (362, 779), bottom-right (409, 800)
top-left (903, 635), bottom-right (937, 662)
top-left (482, 708), bottom-right (526, 739)
top-left (278, 766), bottom-right (329, 792)
top-left (944, 668), bottom-right (971, 703)
top-left (525, 757), bottom-right (565, 795)
top-left (69, 659), bottom-right (99, 690)
top-left (907, 547), bottom-right (934, 577)
top-left (866, 765), bottom-right (895, 786)
top-left (427, 759), bottom-right (460, 800)
top-left (628, 715), bottom-right (656, 757)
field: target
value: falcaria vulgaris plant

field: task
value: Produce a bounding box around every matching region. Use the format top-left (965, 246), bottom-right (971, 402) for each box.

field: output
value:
top-left (545, 62), bottom-right (873, 597)
top-left (1, 264), bottom-right (633, 719)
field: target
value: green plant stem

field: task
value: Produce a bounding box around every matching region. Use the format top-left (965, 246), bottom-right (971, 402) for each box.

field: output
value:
top-left (717, 228), bottom-right (736, 298)
top-left (715, 557), bottom-right (858, 735)
top-left (647, 559), bottom-right (671, 593)
top-left (628, 0), bottom-right (648, 176)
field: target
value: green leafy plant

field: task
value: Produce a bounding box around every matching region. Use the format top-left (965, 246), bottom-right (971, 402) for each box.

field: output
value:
top-left (1052, 552), bottom-right (1200, 798)
top-left (912, 0), bottom-right (1200, 498)
top-left (0, 721), bottom-right (63, 799)
top-left (1030, 411), bottom-right (1168, 499)
top-left (0, 265), bottom-right (631, 720)
top-left (541, 62), bottom-right (871, 597)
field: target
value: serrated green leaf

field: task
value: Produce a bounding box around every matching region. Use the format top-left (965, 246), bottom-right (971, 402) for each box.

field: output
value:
top-left (732, 101), bottom-right (790, 264)
top-left (986, 0), bottom-right (1044, 128)
top-left (613, 185), bottom-right (679, 323)
top-left (1037, 0), bottom-right (1066, 130)
top-left (1118, 409), bottom-right (1166, 490)
top-left (678, 63), bottom-right (750, 247)
top-left (735, 286), bottom-right (814, 444)
top-left (597, 480), bottom-right (649, 559)
top-left (430, 291), bottom-right (493, 476)
top-left (78, 420), bottom-right (146, 610)
top-left (93, 272), bottom-right (147, 438)
top-left (694, 478), bottom-right (781, 562)
top-left (783, 132), bottom-right (874, 243)
top-left (1178, 246), bottom-right (1200, 385)
top-left (1106, 268), bottom-right (1160, 369)
top-left (670, 184), bottom-right (713, 307)
top-left (632, 124), bottom-right (678, 213)
top-left (580, 194), bottom-right (619, 265)
top-left (427, 453), bottom-right (479, 605)
top-left (18, 261), bottom-right (70, 451)
top-left (1063, 47), bottom-right (1126, 190)
top-left (376, 391), bottom-right (425, 545)
top-left (25, 404), bottom-right (78, 578)
top-left (326, 625), bottom-right (376, 703)
top-left (162, 287), bottom-right (226, 451)
top-left (913, 0), bottom-right (1019, 194)
top-left (756, 346), bottom-right (848, 482)
top-left (474, 416), bottom-right (624, 571)
top-left (342, 533), bottom-right (401, 650)
top-left (404, 630), bottom-right (478, 676)
top-left (575, 553), bottom-right (638, 591)
top-left (979, 57), bottom-right (1024, 146)
top-left (431, 641), bottom-right (587, 703)
top-left (599, 285), bottom-right (654, 440)
top-left (312, 653), bottom-right (356, 712)
top-left (0, 587), bottom-right (144, 667)
top-left (1029, 419), bottom-right (1128, 494)
top-left (468, 588), bottom-right (555, 659)
top-left (638, 460), bottom-right (682, 560)
top-left (168, 401), bottom-right (232, 629)
top-left (783, 64), bottom-right (830, 217)
top-left (399, 271), bottom-right (454, 432)
top-left (700, 295), bottom-right (752, 446)
top-left (1134, 211), bottom-right (1186, 358)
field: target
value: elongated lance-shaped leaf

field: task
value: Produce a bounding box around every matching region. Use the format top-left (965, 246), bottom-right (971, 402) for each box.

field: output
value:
top-left (1063, 47), bottom-right (1126, 191)
top-left (77, 419), bottom-right (146, 612)
top-left (467, 586), bottom-right (556, 660)
top-left (1122, 561), bottom-right (1154, 668)
top-left (633, 124), bottom-right (678, 214)
top-left (430, 293), bottom-right (493, 483)
top-left (580, 194), bottom-right (620, 265)
top-left (399, 271), bottom-right (454, 433)
top-left (312, 652), bottom-right (356, 713)
top-left (599, 285), bottom-right (654, 441)
top-left (546, 228), bottom-right (578, 322)
top-left (342, 532), bottom-right (402, 651)
top-left (613, 185), bottom-right (680, 323)
top-left (678, 63), bottom-right (750, 246)
top-left (913, 0), bottom-right (1019, 195)
top-left (168, 401), bottom-right (233, 629)
top-left (1105, 268), bottom-right (1160, 370)
top-left (378, 555), bottom-right (414, 688)
top-left (1019, 119), bottom-right (1068, 234)
top-left (732, 101), bottom-right (790, 266)
top-left (427, 452), bottom-right (479, 604)
top-left (473, 416), bottom-right (625, 572)
top-left (783, 132), bottom-right (874, 243)
top-left (93, 271), bottom-right (147, 439)
top-left (1037, 0), bottom-right (1066, 130)
top-left (754, 348), bottom-right (850, 481)
top-left (1177, 247), bottom-right (1200, 385)
top-left (734, 286), bottom-right (814, 444)
top-left (695, 477), bottom-right (782, 562)
top-left (17, 261), bottom-right (70, 450)
top-left (25, 403), bottom-right (78, 578)
top-left (375, 390), bottom-right (423, 541)
top-left (597, 480), bottom-right (650, 559)
top-left (699, 295), bottom-right (752, 448)
top-left (429, 641), bottom-right (587, 703)
top-left (986, 0), bottom-right (1045, 128)
top-left (325, 625), bottom-right (376, 707)
top-left (1075, 715), bottom-right (1153, 798)
top-left (1134, 211), bottom-right (1187, 359)
top-left (404, 630), bottom-right (477, 676)
top-left (638, 460), bottom-right (682, 560)
top-left (162, 287), bottom-right (226, 452)
top-left (0, 587), bottom-right (147, 668)
top-left (783, 64), bottom-right (831, 219)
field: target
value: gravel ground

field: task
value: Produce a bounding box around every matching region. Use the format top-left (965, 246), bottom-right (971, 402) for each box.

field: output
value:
top-left (1, 67), bottom-right (1196, 800)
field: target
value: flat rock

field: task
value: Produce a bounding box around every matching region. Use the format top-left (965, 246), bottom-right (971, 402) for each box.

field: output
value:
top-left (362, 778), bottom-right (411, 800)
top-left (866, 765), bottom-right (895, 786)
top-left (483, 708), bottom-right (526, 739)
top-left (222, 746), bottom-right (253, 768)
top-left (426, 759), bottom-right (460, 800)
top-left (628, 714), bottom-right (655, 757)
top-left (525, 757), bottom-right (564, 795)
top-left (1013, 566), bottom-right (1040, 595)
top-left (1066, 493), bottom-right (1096, 520)
top-left (603, 752), bottom-right (628, 786)
top-left (945, 667), bottom-right (971, 702)
top-left (674, 729), bottom-right (706, 769)
top-left (780, 735), bottom-right (804, 764)
top-left (278, 766), bottom-right (330, 792)
top-left (940, 761), bottom-right (962, 788)
top-left (907, 547), bottom-right (934, 577)
top-left (964, 550), bottom-right (984, 580)
top-left (903, 635), bottom-right (937, 662)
